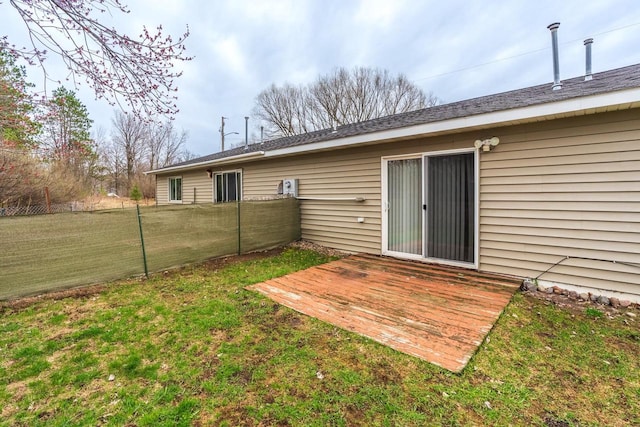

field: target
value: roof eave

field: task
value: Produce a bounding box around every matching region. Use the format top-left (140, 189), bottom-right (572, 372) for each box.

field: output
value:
top-left (264, 87), bottom-right (640, 159)
top-left (149, 86), bottom-right (640, 174)
top-left (146, 151), bottom-right (266, 175)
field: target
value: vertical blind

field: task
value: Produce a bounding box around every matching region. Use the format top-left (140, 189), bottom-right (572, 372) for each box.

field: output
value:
top-left (215, 172), bottom-right (241, 203)
top-left (387, 158), bottom-right (422, 255)
top-left (426, 153), bottom-right (474, 263)
top-left (169, 177), bottom-right (182, 201)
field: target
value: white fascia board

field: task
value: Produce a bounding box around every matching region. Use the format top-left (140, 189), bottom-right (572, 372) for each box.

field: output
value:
top-left (265, 87), bottom-right (640, 158)
top-left (146, 151), bottom-right (265, 175)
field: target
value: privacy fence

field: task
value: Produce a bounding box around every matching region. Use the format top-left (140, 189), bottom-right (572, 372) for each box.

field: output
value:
top-left (0, 199), bottom-right (301, 300)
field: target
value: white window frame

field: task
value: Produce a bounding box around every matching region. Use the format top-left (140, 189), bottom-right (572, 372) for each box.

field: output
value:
top-left (168, 176), bottom-right (182, 203)
top-left (212, 169), bottom-right (243, 203)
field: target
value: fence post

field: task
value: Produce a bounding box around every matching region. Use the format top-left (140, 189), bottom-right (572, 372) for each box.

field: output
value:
top-left (136, 204), bottom-right (149, 278)
top-left (236, 199), bottom-right (241, 255)
top-left (44, 187), bottom-right (51, 214)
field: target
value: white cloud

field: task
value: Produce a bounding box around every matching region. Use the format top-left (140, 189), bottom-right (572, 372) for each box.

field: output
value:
top-left (2, 0), bottom-right (639, 155)
top-left (354, 0), bottom-right (407, 29)
top-left (210, 36), bottom-right (249, 78)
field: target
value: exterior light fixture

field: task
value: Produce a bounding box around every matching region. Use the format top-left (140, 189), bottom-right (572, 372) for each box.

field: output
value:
top-left (474, 137), bottom-right (500, 152)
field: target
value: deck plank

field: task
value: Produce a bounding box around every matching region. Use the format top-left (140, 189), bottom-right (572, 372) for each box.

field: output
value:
top-left (247, 254), bottom-right (520, 372)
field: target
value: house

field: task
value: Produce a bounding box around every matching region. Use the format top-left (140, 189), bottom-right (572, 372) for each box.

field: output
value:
top-left (148, 62), bottom-right (640, 303)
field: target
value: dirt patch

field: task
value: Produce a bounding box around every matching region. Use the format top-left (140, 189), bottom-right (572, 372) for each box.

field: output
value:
top-left (0, 284), bottom-right (111, 312)
top-left (543, 415), bottom-right (571, 427)
top-left (287, 240), bottom-right (347, 258)
top-left (200, 247), bottom-right (284, 271)
top-left (1, 401), bottom-right (20, 420)
top-left (370, 359), bottom-right (402, 385)
top-left (522, 289), bottom-right (639, 319)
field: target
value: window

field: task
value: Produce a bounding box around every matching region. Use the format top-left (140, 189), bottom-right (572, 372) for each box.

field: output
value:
top-left (214, 171), bottom-right (242, 203)
top-left (169, 176), bottom-right (182, 202)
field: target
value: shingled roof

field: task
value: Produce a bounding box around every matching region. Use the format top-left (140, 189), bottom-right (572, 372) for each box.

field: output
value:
top-left (152, 63), bottom-right (640, 173)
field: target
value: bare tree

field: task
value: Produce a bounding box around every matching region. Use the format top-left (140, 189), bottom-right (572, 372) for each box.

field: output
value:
top-left (2, 0), bottom-right (191, 119)
top-left (146, 121), bottom-right (187, 170)
top-left (97, 127), bottom-right (125, 194)
top-left (254, 67), bottom-right (439, 137)
top-left (177, 148), bottom-right (199, 163)
top-left (139, 121), bottom-right (187, 197)
top-left (100, 113), bottom-right (190, 197)
top-left (255, 84), bottom-right (311, 137)
top-left (111, 111), bottom-right (146, 192)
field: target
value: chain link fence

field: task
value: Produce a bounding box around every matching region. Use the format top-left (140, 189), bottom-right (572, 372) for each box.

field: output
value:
top-left (0, 198), bottom-right (150, 216)
top-left (0, 198), bottom-right (300, 299)
top-left (0, 203), bottom-right (73, 216)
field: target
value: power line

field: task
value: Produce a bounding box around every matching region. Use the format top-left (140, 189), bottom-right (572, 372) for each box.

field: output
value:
top-left (413, 21), bottom-right (640, 82)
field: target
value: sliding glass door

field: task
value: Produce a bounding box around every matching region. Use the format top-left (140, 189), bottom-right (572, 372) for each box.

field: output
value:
top-left (425, 153), bottom-right (475, 264)
top-left (384, 150), bottom-right (476, 266)
top-left (386, 158), bottom-right (422, 255)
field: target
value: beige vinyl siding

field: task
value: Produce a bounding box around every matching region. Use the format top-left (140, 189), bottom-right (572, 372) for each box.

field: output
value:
top-left (243, 136), bottom-right (474, 254)
top-left (243, 150), bottom-right (382, 253)
top-left (479, 109), bottom-right (640, 297)
top-left (156, 169), bottom-right (213, 204)
top-left (182, 170), bottom-right (213, 204)
top-left (156, 175), bottom-right (168, 203)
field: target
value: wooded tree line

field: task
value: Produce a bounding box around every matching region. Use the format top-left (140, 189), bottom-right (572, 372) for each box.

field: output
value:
top-left (2, 2), bottom-right (440, 206)
top-left (2, 58), bottom-right (438, 207)
top-left (0, 50), bottom-right (191, 207)
top-left (1, 0), bottom-right (192, 207)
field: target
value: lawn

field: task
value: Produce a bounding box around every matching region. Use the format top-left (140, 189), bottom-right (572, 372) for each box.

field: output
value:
top-left (0, 248), bottom-right (638, 426)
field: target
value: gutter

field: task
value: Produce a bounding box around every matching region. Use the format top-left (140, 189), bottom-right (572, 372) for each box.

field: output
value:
top-left (146, 151), bottom-right (265, 175)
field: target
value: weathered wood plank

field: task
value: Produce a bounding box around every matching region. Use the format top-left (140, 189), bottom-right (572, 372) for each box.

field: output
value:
top-left (247, 254), bottom-right (519, 372)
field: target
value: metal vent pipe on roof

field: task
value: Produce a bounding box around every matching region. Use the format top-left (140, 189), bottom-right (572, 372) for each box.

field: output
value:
top-left (547, 22), bottom-right (562, 90)
top-left (584, 38), bottom-right (594, 81)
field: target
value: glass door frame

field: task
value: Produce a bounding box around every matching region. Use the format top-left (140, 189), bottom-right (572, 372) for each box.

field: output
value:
top-left (381, 154), bottom-right (425, 261)
top-left (381, 147), bottom-right (479, 269)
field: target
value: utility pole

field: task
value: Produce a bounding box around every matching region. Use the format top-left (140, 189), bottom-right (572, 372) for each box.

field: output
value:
top-left (220, 116), bottom-right (226, 152)
top-left (220, 116), bottom-right (239, 151)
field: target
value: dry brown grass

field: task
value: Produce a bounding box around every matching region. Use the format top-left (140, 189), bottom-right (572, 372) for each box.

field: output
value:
top-left (82, 196), bottom-right (155, 211)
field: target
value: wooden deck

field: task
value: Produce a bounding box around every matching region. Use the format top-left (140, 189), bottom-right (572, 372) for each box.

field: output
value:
top-left (247, 254), bottom-right (521, 372)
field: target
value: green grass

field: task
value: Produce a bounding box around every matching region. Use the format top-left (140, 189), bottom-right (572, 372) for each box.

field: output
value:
top-left (0, 247), bottom-right (638, 426)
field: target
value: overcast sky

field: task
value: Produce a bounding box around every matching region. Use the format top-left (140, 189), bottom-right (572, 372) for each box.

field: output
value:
top-left (2, 0), bottom-right (640, 156)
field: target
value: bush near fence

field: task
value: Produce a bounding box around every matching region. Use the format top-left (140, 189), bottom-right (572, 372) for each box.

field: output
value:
top-left (0, 198), bottom-right (301, 299)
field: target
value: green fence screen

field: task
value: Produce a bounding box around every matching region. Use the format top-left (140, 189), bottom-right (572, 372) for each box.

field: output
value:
top-left (0, 198), bottom-right (301, 299)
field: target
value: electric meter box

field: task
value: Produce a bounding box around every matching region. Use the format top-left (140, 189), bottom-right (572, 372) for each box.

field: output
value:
top-left (282, 179), bottom-right (298, 197)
